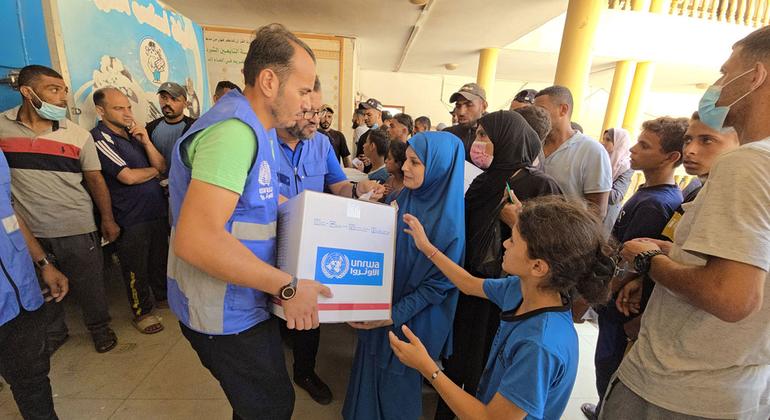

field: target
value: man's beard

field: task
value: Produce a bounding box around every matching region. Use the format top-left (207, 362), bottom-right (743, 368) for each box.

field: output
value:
top-left (287, 123), bottom-right (315, 140)
top-left (352, 122), bottom-right (359, 129)
top-left (320, 122), bottom-right (331, 130)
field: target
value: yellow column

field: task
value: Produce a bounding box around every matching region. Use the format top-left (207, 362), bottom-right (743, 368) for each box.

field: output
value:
top-left (476, 48), bottom-right (499, 100)
top-left (622, 61), bottom-right (656, 134)
top-left (553, 0), bottom-right (604, 120)
top-left (601, 61), bottom-right (635, 135)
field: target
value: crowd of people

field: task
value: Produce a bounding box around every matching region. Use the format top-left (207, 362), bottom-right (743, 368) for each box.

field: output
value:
top-left (0, 20), bottom-right (767, 420)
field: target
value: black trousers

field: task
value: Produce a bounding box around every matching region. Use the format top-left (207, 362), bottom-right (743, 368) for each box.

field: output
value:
top-left (115, 220), bottom-right (169, 317)
top-left (181, 318), bottom-right (295, 420)
top-left (0, 308), bottom-right (58, 420)
top-left (37, 232), bottom-right (111, 340)
top-left (280, 323), bottom-right (320, 378)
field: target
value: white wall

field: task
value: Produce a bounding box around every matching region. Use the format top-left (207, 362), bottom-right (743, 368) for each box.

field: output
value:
top-left (357, 69), bottom-right (703, 140)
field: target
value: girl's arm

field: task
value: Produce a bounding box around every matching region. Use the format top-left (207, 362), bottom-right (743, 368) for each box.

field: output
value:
top-left (403, 214), bottom-right (486, 299)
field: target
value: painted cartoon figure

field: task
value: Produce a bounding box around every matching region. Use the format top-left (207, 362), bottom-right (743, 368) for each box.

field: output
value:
top-left (145, 41), bottom-right (166, 83)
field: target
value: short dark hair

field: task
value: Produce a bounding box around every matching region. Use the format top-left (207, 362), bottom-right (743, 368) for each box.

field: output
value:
top-left (536, 85), bottom-right (574, 114)
top-left (641, 117), bottom-right (689, 166)
top-left (393, 113), bottom-right (414, 135)
top-left (734, 26), bottom-right (770, 62)
top-left (388, 140), bottom-right (408, 175)
top-left (381, 111), bottom-right (393, 121)
top-left (517, 196), bottom-right (614, 305)
top-left (415, 116), bottom-right (431, 129)
top-left (18, 65), bottom-right (63, 88)
top-left (690, 111), bottom-right (700, 120)
top-left (354, 108), bottom-right (365, 117)
top-left (92, 87), bottom-right (121, 107)
top-left (514, 106), bottom-right (551, 141)
top-left (365, 128), bottom-right (389, 157)
top-left (243, 23), bottom-right (316, 87)
top-left (571, 121), bottom-right (583, 133)
top-left (215, 80), bottom-right (241, 95)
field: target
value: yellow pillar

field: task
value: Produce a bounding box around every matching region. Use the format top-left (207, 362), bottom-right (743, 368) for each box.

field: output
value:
top-left (622, 61), bottom-right (656, 134)
top-left (553, 0), bottom-right (604, 120)
top-left (601, 61), bottom-right (635, 135)
top-left (476, 48), bottom-right (499, 100)
top-left (649, 0), bottom-right (665, 13)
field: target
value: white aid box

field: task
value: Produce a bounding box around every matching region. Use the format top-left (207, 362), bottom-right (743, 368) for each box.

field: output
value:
top-left (271, 191), bottom-right (397, 323)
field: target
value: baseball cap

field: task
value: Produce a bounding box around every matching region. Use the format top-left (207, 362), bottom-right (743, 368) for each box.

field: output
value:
top-left (358, 98), bottom-right (383, 112)
top-left (157, 82), bottom-right (187, 99)
top-left (320, 104), bottom-right (334, 113)
top-left (450, 83), bottom-right (486, 103)
top-left (514, 89), bottom-right (537, 104)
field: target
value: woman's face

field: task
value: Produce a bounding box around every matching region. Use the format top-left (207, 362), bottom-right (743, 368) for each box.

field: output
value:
top-left (501, 224), bottom-right (534, 277)
top-left (602, 132), bottom-right (614, 155)
top-left (402, 147), bottom-right (425, 189)
top-left (474, 125), bottom-right (495, 156)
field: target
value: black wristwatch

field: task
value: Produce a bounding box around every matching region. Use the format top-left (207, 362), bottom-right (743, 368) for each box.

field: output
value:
top-left (35, 254), bottom-right (55, 270)
top-left (278, 276), bottom-right (298, 301)
top-left (633, 250), bottom-right (664, 275)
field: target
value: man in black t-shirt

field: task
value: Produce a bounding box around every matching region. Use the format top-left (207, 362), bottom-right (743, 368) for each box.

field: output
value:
top-left (318, 104), bottom-right (351, 167)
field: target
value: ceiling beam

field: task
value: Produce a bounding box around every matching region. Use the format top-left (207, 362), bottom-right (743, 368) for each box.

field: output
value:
top-left (394, 0), bottom-right (436, 72)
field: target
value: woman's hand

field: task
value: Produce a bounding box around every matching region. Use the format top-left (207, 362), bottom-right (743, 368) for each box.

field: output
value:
top-left (347, 319), bottom-right (393, 330)
top-left (402, 214), bottom-right (434, 255)
top-left (389, 325), bottom-right (437, 376)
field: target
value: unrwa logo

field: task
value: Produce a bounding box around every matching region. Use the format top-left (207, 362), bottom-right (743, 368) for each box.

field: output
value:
top-left (258, 160), bottom-right (271, 186)
top-left (320, 251), bottom-right (350, 279)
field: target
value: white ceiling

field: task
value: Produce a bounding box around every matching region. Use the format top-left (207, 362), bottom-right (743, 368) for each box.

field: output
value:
top-left (161, 0), bottom-right (569, 78)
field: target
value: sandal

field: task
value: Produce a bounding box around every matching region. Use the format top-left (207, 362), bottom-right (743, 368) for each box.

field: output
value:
top-left (132, 314), bottom-right (164, 334)
top-left (92, 328), bottom-right (118, 353)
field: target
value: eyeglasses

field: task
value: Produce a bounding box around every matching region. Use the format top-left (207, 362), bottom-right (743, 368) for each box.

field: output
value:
top-left (300, 110), bottom-right (322, 119)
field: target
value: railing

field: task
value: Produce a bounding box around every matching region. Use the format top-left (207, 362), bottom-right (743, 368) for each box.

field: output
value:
top-left (609, 0), bottom-right (770, 27)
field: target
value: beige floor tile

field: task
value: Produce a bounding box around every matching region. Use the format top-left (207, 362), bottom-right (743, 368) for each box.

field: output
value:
top-left (110, 399), bottom-right (232, 420)
top-left (291, 401), bottom-right (343, 420)
top-left (127, 337), bottom-right (226, 400)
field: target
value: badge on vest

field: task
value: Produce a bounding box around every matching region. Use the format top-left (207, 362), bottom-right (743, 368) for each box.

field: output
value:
top-left (258, 160), bottom-right (274, 200)
top-left (2, 214), bottom-right (19, 234)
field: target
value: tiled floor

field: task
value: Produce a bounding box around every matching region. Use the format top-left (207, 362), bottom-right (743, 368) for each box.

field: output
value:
top-left (0, 259), bottom-right (599, 419)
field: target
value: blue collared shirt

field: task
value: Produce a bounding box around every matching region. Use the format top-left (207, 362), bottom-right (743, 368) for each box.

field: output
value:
top-left (277, 131), bottom-right (347, 198)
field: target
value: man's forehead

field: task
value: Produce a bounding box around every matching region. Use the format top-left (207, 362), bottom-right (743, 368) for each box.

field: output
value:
top-left (34, 75), bottom-right (66, 88)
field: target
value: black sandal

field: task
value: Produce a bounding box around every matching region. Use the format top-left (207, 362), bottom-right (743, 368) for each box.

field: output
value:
top-left (91, 328), bottom-right (118, 353)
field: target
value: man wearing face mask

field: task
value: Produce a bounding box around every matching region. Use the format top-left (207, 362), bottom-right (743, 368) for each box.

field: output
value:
top-left (605, 27), bottom-right (770, 420)
top-left (444, 83), bottom-right (488, 162)
top-left (0, 65), bottom-right (119, 355)
top-left (275, 77), bottom-right (383, 405)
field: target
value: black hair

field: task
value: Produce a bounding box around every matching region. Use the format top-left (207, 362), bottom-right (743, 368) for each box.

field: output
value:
top-left (388, 140), bottom-right (408, 175)
top-left (535, 85), bottom-right (574, 115)
top-left (571, 121), bottom-right (584, 133)
top-left (641, 117), bottom-right (689, 166)
top-left (415, 116), bottom-right (431, 129)
top-left (514, 105), bottom-right (551, 142)
top-left (214, 80), bottom-right (241, 95)
top-left (313, 76), bottom-right (321, 93)
top-left (393, 113), bottom-right (414, 135)
top-left (365, 128), bottom-right (390, 157)
top-left (18, 65), bottom-right (63, 88)
top-left (734, 26), bottom-right (770, 61)
top-left (516, 196), bottom-right (614, 305)
top-left (243, 23), bottom-right (316, 87)
top-left (381, 111), bottom-right (393, 121)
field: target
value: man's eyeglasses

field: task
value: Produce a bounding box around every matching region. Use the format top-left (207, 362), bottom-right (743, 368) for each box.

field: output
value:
top-left (301, 110), bottom-right (329, 119)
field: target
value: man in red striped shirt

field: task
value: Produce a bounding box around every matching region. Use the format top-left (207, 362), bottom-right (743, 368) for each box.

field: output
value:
top-left (0, 65), bottom-right (118, 354)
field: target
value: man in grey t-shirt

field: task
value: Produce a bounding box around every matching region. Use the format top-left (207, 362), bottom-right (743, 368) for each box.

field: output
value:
top-left (605, 27), bottom-right (770, 420)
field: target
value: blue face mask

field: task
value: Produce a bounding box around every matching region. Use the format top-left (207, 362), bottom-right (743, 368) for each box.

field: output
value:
top-left (698, 68), bottom-right (755, 132)
top-left (27, 88), bottom-right (67, 121)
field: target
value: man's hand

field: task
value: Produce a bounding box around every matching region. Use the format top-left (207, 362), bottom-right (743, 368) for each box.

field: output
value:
top-left (101, 220), bottom-right (121, 243)
top-left (388, 325), bottom-right (437, 377)
top-left (620, 239), bottom-right (661, 264)
top-left (357, 180), bottom-right (386, 201)
top-left (282, 279), bottom-right (333, 330)
top-left (40, 265), bottom-right (69, 303)
top-left (616, 278), bottom-right (642, 317)
top-left (348, 319), bottom-right (393, 330)
top-left (129, 122), bottom-right (151, 146)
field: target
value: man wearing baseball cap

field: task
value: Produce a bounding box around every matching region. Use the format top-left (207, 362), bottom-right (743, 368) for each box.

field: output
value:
top-left (509, 88), bottom-right (537, 111)
top-left (355, 98), bottom-right (384, 171)
top-left (318, 103), bottom-right (352, 167)
top-left (146, 82), bottom-right (196, 173)
top-left (443, 82), bottom-right (487, 162)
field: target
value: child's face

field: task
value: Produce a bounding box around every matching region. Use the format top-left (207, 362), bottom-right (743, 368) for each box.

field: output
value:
top-left (501, 225), bottom-right (534, 276)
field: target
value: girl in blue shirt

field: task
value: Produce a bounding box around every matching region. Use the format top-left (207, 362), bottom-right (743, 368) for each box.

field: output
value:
top-left (392, 195), bottom-right (614, 420)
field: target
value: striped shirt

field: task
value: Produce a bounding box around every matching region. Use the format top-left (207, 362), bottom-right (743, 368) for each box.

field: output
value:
top-left (0, 107), bottom-right (100, 238)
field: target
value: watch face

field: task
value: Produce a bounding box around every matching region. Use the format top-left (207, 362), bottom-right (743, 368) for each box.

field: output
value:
top-left (281, 286), bottom-right (296, 300)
